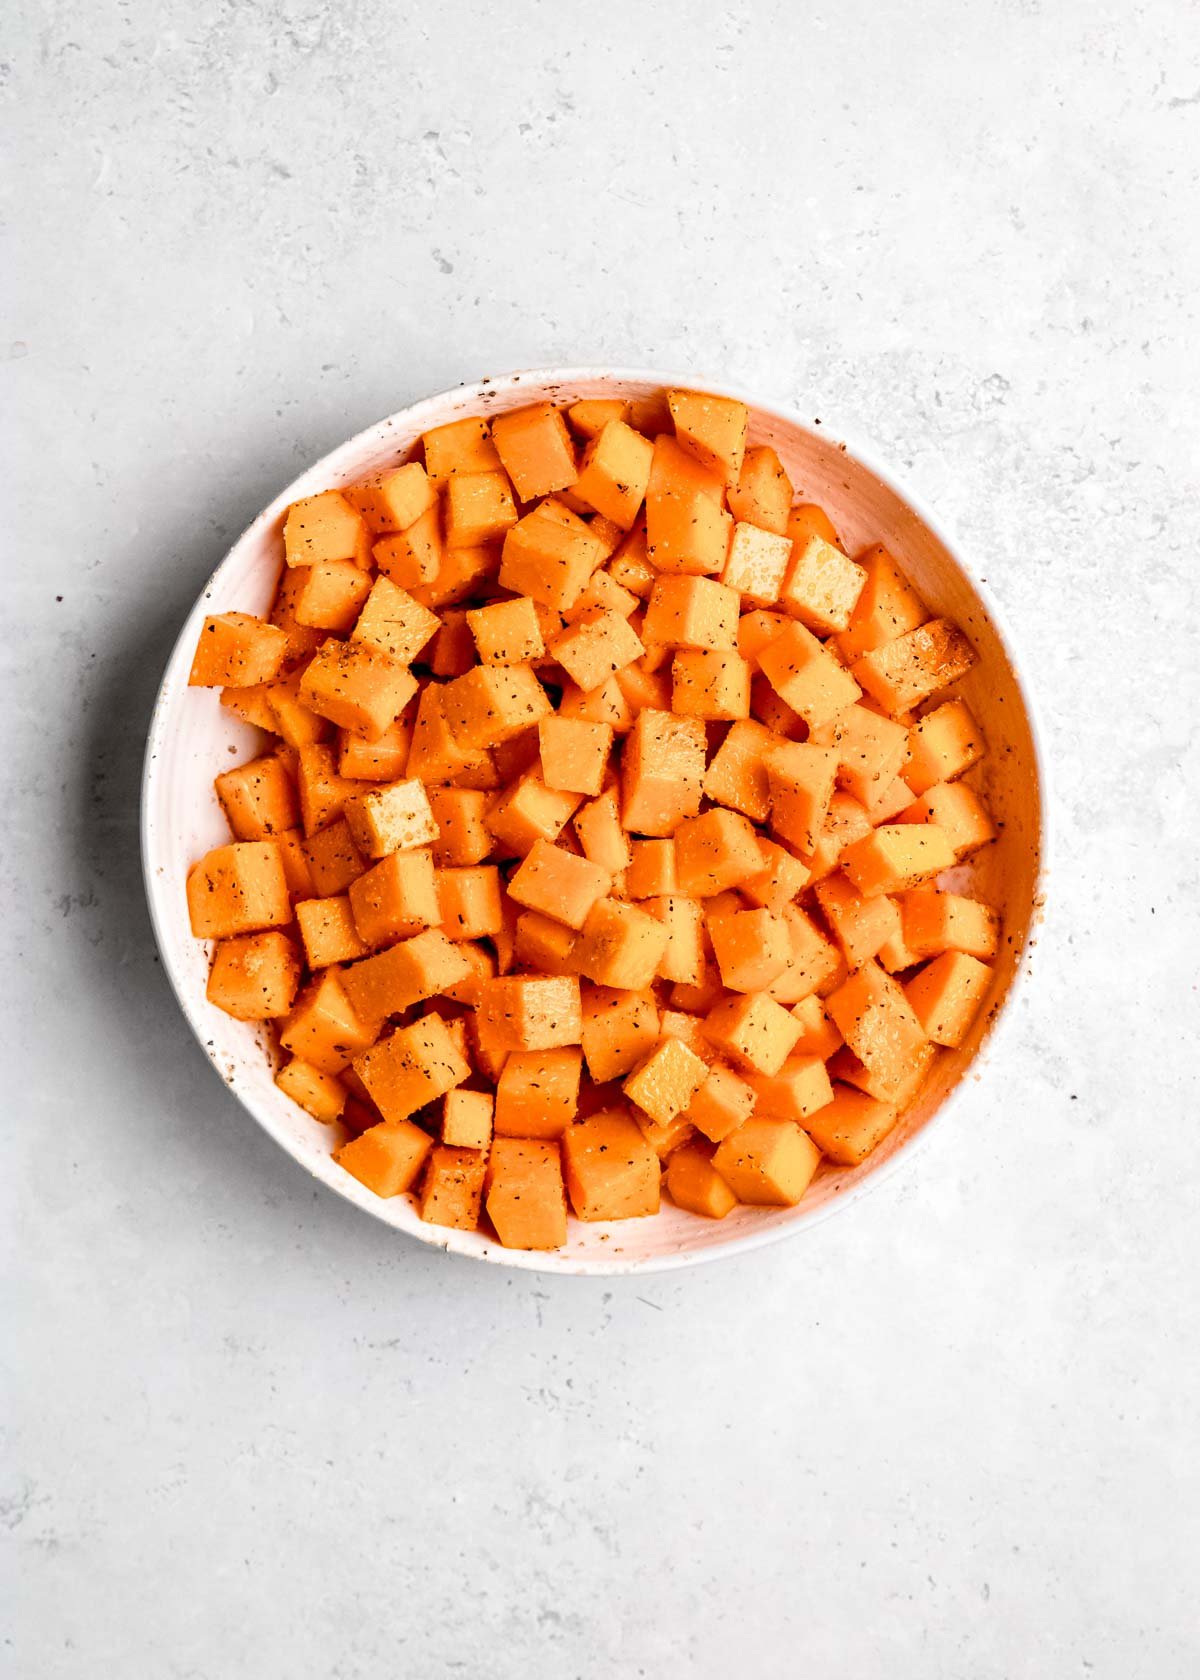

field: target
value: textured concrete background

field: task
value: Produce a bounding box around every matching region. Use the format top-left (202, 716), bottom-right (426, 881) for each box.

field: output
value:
top-left (5, 2), bottom-right (1199, 1675)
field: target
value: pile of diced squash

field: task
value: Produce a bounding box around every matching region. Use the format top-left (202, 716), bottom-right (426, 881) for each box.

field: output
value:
top-left (185, 387), bottom-right (1001, 1249)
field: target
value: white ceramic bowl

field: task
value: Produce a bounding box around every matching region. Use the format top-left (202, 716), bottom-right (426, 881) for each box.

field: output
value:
top-left (142, 369), bottom-right (1047, 1275)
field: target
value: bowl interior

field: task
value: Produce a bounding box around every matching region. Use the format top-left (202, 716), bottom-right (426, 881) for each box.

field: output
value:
top-left (142, 370), bottom-right (1044, 1274)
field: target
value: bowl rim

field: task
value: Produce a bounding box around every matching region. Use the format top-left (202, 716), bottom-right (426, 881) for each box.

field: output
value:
top-left (140, 365), bottom-right (1051, 1276)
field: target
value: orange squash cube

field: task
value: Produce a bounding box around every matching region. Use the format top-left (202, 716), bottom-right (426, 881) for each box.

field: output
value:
top-left (901, 890), bottom-right (1000, 961)
top-left (841, 823), bottom-right (956, 896)
top-left (474, 975), bottom-right (583, 1053)
top-left (904, 950), bottom-right (993, 1047)
top-left (667, 389), bottom-right (748, 484)
top-left (373, 505), bottom-right (443, 589)
top-left (620, 709), bottom-right (706, 837)
top-left (405, 684), bottom-right (488, 785)
top-left (804, 1084), bottom-right (899, 1166)
top-left (825, 962), bottom-right (928, 1094)
top-left (435, 864), bottom-right (504, 940)
top-left (441, 663), bottom-right (551, 751)
top-left (580, 983), bottom-right (660, 1083)
top-left (214, 754), bottom-right (299, 841)
top-left (572, 419), bottom-right (655, 528)
top-left (766, 741), bottom-right (839, 854)
top-left (302, 817), bottom-right (367, 895)
top-left (738, 609), bottom-right (788, 669)
top-left (295, 743), bottom-right (357, 835)
top-left (813, 873), bottom-right (902, 969)
top-left (343, 462), bottom-right (437, 535)
top-left (498, 499), bottom-right (605, 612)
top-left (189, 613), bottom-right (289, 688)
top-left (645, 435), bottom-right (730, 573)
top-left (747, 1053), bottom-right (834, 1124)
top-left (280, 970), bottom-right (377, 1074)
top-left (350, 576), bottom-right (439, 664)
top-left (187, 841), bottom-right (291, 939)
top-left (835, 543), bottom-right (928, 661)
top-left (562, 1108), bottom-right (661, 1221)
top-left (712, 1119), bottom-right (821, 1206)
top-left (275, 828), bottom-right (317, 899)
top-left (853, 618), bottom-right (975, 715)
top-left (442, 1087), bottom-right (493, 1151)
top-left (740, 837), bottom-right (811, 913)
top-left (337, 717), bottom-right (411, 783)
top-left (444, 470), bottom-right (518, 548)
top-left (487, 771), bottom-right (583, 857)
top-left (722, 521), bottom-right (794, 607)
top-left (709, 908), bottom-right (791, 993)
top-left (623, 1037), bottom-right (709, 1127)
top-left (644, 893), bottom-right (704, 985)
top-left (490, 402), bottom-right (577, 501)
top-left (699, 719), bottom-right (774, 824)
top-left (759, 621), bottom-right (861, 730)
top-left (550, 608), bottom-right (645, 692)
top-left (683, 1062), bottom-right (757, 1143)
top-left (494, 1046), bottom-right (583, 1139)
top-left (727, 446), bottom-right (792, 535)
top-left (486, 1137), bottom-right (568, 1249)
top-left (901, 782), bottom-right (996, 858)
top-left (341, 929), bottom-right (470, 1029)
top-left (335, 1117), bottom-right (433, 1197)
top-left (299, 637), bottom-right (418, 739)
top-left (786, 503), bottom-right (841, 551)
top-left (507, 839), bottom-right (611, 930)
top-left (671, 648), bottom-right (751, 721)
top-left (427, 786), bottom-right (492, 866)
top-left (625, 838), bottom-right (677, 899)
top-left (703, 992), bottom-right (803, 1077)
top-left (567, 397), bottom-right (631, 438)
top-left (673, 808), bottom-right (762, 898)
top-left (465, 595), bottom-right (544, 666)
top-left (290, 561), bottom-right (373, 632)
top-left (513, 910), bottom-right (579, 975)
top-left (666, 1140), bottom-right (737, 1218)
top-left (573, 897), bottom-right (669, 990)
top-left (536, 716), bottom-right (612, 798)
top-left (346, 849), bottom-right (439, 946)
top-left (421, 415), bottom-right (502, 483)
top-left (206, 930), bottom-right (301, 1019)
top-left (766, 904), bottom-right (843, 1005)
top-left (275, 1057), bottom-right (347, 1122)
top-left (789, 994), bottom-right (844, 1060)
top-left (419, 1145), bottom-right (488, 1231)
top-left (353, 1015), bottom-right (470, 1123)
top-left (295, 895), bottom-right (370, 966)
top-left (778, 535), bottom-right (866, 634)
top-left (903, 699), bottom-right (986, 794)
top-left (284, 489), bottom-right (371, 569)
top-left (643, 575), bottom-right (740, 653)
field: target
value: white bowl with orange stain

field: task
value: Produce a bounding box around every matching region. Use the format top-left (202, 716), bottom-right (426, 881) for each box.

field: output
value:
top-left (141, 369), bottom-right (1048, 1274)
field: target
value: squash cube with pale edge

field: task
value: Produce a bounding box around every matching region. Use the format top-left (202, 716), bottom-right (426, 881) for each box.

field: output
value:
top-left (828, 1040), bottom-right (936, 1107)
top-left (474, 975), bottom-right (583, 1053)
top-left (442, 1088), bottom-right (493, 1151)
top-left (418, 1145), bottom-right (488, 1231)
top-left (491, 402), bottom-right (578, 501)
top-left (296, 896), bottom-right (369, 966)
top-left (345, 778), bottom-right (437, 859)
top-left (813, 873), bottom-right (901, 969)
top-left (625, 838), bottom-right (677, 898)
top-left (623, 1037), bottom-right (709, 1127)
top-left (643, 575), bottom-right (740, 651)
top-left (562, 1110), bottom-right (661, 1221)
top-left (276, 1057), bottom-right (347, 1122)
top-left (435, 864), bottom-right (504, 940)
top-left (441, 663), bottom-right (551, 751)
top-left (709, 908), bottom-right (791, 993)
top-left (666, 1142), bottom-right (737, 1218)
top-left (620, 709), bottom-right (706, 837)
top-left (766, 741), bottom-right (839, 855)
top-left (429, 786), bottom-right (493, 866)
top-left (303, 818), bottom-right (366, 894)
top-left (421, 415), bottom-right (501, 484)
top-left (338, 717), bottom-right (411, 782)
top-left (840, 823), bottom-right (956, 896)
top-left (728, 447), bottom-right (792, 535)
top-left (644, 893), bottom-right (704, 985)
top-left (645, 436), bottom-right (732, 575)
top-left (904, 951), bottom-right (993, 1047)
top-left (343, 463), bottom-right (437, 535)
top-left (722, 522), bottom-right (794, 607)
top-left (747, 1054), bottom-right (834, 1123)
top-left (486, 773), bottom-right (582, 857)
top-left (852, 618), bottom-right (975, 714)
top-left (766, 905), bottom-right (842, 1006)
top-left (901, 782), bottom-right (996, 858)
top-left (702, 720), bottom-right (778, 824)
top-left (189, 613), bottom-right (289, 688)
top-left (351, 577), bottom-right (439, 664)
top-left (674, 807), bottom-right (765, 898)
top-left (684, 1063), bottom-right (757, 1143)
top-left (373, 507), bottom-right (443, 589)
top-left (349, 848), bottom-right (439, 946)
top-left (574, 898), bottom-right (669, 990)
top-left (495, 1047), bottom-right (582, 1138)
top-left (758, 622), bottom-right (862, 730)
top-left (187, 841), bottom-right (291, 939)
top-left (741, 837), bottom-right (811, 912)
top-left (671, 649), bottom-right (751, 720)
top-left (486, 1138), bottom-right (568, 1249)
top-left (580, 984), bottom-right (660, 1083)
top-left (779, 536), bottom-right (866, 633)
top-left (903, 699), bottom-right (986, 794)
top-left (825, 963), bottom-right (928, 1095)
top-left (537, 716), bottom-right (613, 797)
top-left (572, 420), bottom-right (654, 528)
top-left (804, 1085), bottom-right (899, 1166)
top-left (284, 490), bottom-right (371, 568)
top-left (299, 638), bottom-right (418, 738)
top-left (353, 1016), bottom-right (470, 1123)
top-left (812, 703), bottom-right (909, 808)
top-left (206, 930), bottom-right (300, 1020)
top-left (507, 839), bottom-right (611, 930)
top-left (335, 1119), bottom-right (433, 1197)
top-left (901, 890), bottom-right (999, 961)
top-left (465, 596), bottom-right (544, 666)
top-left (703, 993), bottom-right (802, 1077)
top-left (712, 1119), bottom-right (821, 1206)
top-left (292, 562), bottom-right (373, 632)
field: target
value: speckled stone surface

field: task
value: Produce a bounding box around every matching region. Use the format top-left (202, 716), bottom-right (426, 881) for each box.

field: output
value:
top-left (5, 3), bottom-right (1199, 1675)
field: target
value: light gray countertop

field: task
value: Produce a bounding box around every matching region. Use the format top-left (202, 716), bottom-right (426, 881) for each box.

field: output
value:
top-left (6, 2), bottom-right (1198, 1675)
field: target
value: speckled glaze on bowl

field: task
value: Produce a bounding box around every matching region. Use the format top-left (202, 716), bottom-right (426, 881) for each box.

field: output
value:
top-left (141, 369), bottom-right (1048, 1275)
